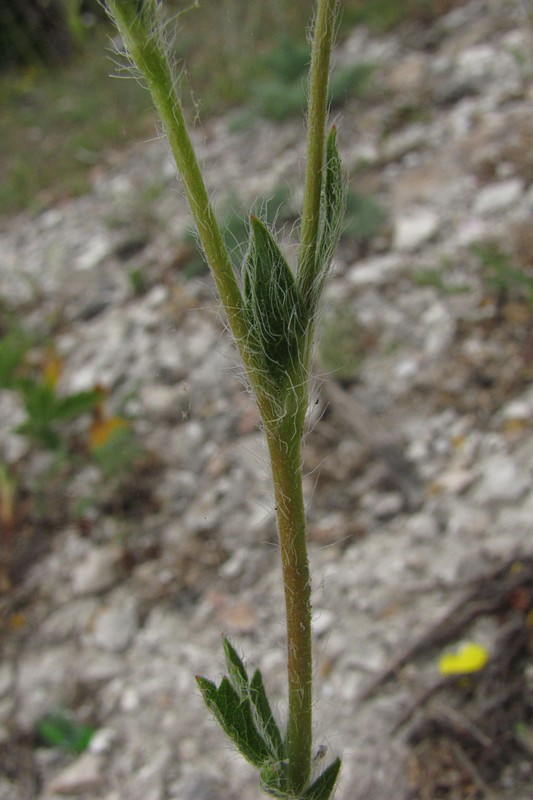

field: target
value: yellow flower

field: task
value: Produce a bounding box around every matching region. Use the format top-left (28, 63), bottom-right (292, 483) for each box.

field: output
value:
top-left (438, 642), bottom-right (489, 676)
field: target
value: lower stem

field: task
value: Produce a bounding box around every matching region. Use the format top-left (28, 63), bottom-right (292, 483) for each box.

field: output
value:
top-left (266, 420), bottom-right (312, 794)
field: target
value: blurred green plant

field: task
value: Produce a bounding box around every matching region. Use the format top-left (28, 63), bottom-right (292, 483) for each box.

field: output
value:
top-left (0, 340), bottom-right (100, 450)
top-left (249, 36), bottom-right (375, 121)
top-left (36, 710), bottom-right (95, 754)
top-left (473, 242), bottom-right (533, 311)
top-left (0, 329), bottom-right (141, 472)
top-left (89, 406), bottom-right (142, 478)
top-left (412, 266), bottom-right (471, 294)
top-left (0, 462), bottom-right (16, 534)
top-left (342, 188), bottom-right (387, 243)
top-left (318, 301), bottom-right (365, 382)
top-left (0, 25), bottom-right (152, 216)
top-left (128, 266), bottom-right (148, 295)
top-left (344, 0), bottom-right (459, 31)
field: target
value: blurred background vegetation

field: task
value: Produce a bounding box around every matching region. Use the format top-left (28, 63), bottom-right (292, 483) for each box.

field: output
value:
top-left (0, 0), bottom-right (461, 217)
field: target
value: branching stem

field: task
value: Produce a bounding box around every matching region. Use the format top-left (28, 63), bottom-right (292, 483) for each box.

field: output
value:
top-left (103, 1), bottom-right (340, 796)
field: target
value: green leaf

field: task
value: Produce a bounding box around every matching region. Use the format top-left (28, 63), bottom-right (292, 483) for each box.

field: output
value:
top-left (20, 381), bottom-right (57, 425)
top-left (302, 757), bottom-right (341, 800)
top-left (16, 420), bottom-right (62, 450)
top-left (0, 332), bottom-right (28, 389)
top-left (243, 216), bottom-right (307, 384)
top-left (52, 389), bottom-right (101, 421)
top-left (223, 637), bottom-right (249, 698)
top-left (310, 127), bottom-right (344, 313)
top-left (196, 675), bottom-right (272, 768)
top-left (250, 668), bottom-right (285, 762)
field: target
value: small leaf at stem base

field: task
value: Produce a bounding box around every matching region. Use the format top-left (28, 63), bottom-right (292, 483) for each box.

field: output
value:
top-left (302, 757), bottom-right (342, 800)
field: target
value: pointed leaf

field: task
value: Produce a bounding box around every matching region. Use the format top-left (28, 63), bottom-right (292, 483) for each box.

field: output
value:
top-left (196, 675), bottom-right (219, 707)
top-left (244, 216), bottom-right (307, 383)
top-left (196, 675), bottom-right (271, 768)
top-left (53, 390), bottom-right (102, 421)
top-left (311, 127), bottom-right (344, 312)
top-left (250, 668), bottom-right (285, 761)
top-left (223, 638), bottom-right (249, 698)
top-left (302, 757), bottom-right (341, 800)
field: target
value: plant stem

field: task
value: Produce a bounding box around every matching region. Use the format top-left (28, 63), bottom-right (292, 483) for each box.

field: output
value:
top-left (298, 0), bottom-right (338, 309)
top-left (105, 0), bottom-right (277, 422)
top-left (106, 3), bottom-right (244, 335)
top-left (266, 390), bottom-right (312, 794)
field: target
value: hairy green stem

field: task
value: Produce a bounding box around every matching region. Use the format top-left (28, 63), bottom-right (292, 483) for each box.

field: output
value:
top-left (105, 0), bottom-right (281, 424)
top-left (298, 0), bottom-right (338, 309)
top-left (266, 408), bottom-right (312, 794)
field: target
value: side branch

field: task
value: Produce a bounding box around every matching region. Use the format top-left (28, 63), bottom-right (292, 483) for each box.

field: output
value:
top-left (298, 0), bottom-right (338, 309)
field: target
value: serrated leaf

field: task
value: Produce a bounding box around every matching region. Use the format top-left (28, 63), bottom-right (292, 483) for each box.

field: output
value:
top-left (196, 675), bottom-right (272, 768)
top-left (302, 757), bottom-right (341, 800)
top-left (243, 216), bottom-right (307, 383)
top-left (311, 127), bottom-right (344, 313)
top-left (223, 638), bottom-right (249, 698)
top-left (250, 668), bottom-right (285, 761)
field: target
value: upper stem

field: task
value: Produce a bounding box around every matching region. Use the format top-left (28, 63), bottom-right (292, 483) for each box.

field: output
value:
top-left (297, 0), bottom-right (338, 309)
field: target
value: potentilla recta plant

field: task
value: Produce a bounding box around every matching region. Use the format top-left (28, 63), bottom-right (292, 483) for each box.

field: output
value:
top-left (102, 1), bottom-right (345, 797)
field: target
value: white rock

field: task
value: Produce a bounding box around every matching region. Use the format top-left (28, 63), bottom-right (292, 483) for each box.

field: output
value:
top-left (422, 302), bottom-right (456, 356)
top-left (48, 752), bottom-right (103, 795)
top-left (15, 645), bottom-right (76, 729)
top-left (312, 608), bottom-right (335, 637)
top-left (393, 209), bottom-right (439, 251)
top-left (434, 467), bottom-right (476, 495)
top-left (346, 254), bottom-right (403, 287)
top-left (475, 454), bottom-right (529, 503)
top-left (72, 546), bottom-right (121, 596)
top-left (382, 123), bottom-right (427, 161)
top-left (474, 178), bottom-right (524, 215)
top-left (394, 357), bottom-right (419, 380)
top-left (93, 596), bottom-right (138, 652)
top-left (79, 652), bottom-right (124, 682)
top-left (405, 513), bottom-right (439, 541)
top-left (75, 235), bottom-right (111, 270)
top-left (88, 727), bottom-right (117, 755)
